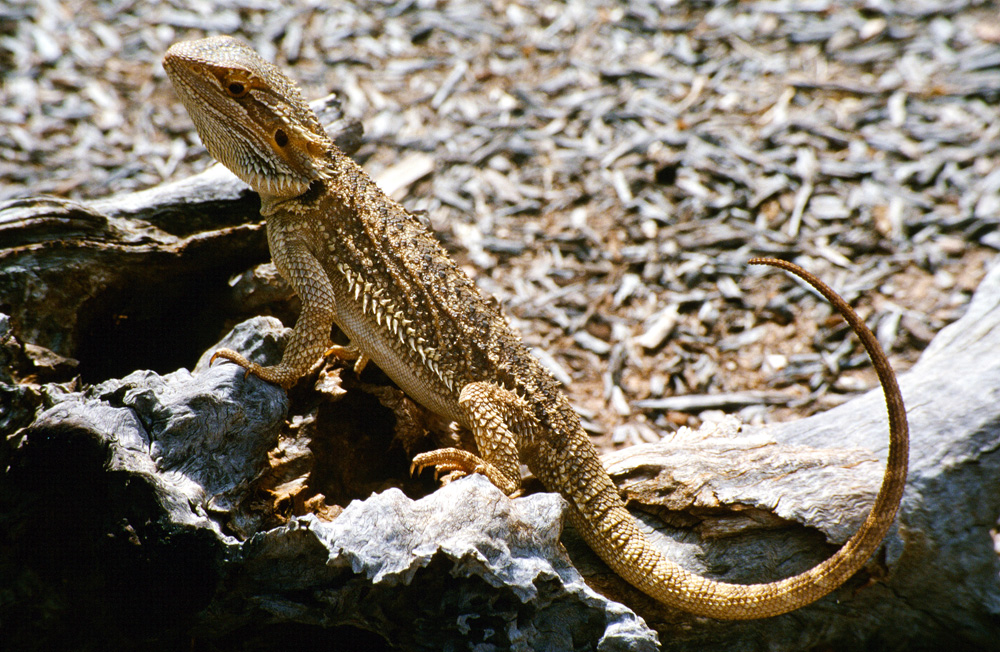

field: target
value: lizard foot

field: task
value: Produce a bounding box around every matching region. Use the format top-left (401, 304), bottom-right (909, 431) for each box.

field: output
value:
top-left (324, 343), bottom-right (369, 374)
top-left (210, 348), bottom-right (297, 389)
top-left (410, 448), bottom-right (520, 496)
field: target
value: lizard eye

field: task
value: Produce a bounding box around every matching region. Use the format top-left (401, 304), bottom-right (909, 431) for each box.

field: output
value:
top-left (226, 81), bottom-right (248, 97)
top-left (274, 129), bottom-right (289, 147)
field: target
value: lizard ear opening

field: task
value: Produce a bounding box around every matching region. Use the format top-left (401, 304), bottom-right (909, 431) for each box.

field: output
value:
top-left (274, 128), bottom-right (289, 147)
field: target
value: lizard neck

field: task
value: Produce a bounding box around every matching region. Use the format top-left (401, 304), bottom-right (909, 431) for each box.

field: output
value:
top-left (258, 148), bottom-right (344, 217)
top-left (260, 176), bottom-right (329, 217)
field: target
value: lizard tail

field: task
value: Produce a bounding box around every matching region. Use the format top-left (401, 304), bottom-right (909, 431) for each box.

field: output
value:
top-left (570, 258), bottom-right (908, 620)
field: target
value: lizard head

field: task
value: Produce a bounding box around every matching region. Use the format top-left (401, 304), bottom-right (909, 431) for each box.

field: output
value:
top-left (163, 36), bottom-right (332, 213)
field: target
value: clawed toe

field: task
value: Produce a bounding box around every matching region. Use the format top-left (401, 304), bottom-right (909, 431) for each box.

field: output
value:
top-left (410, 455), bottom-right (465, 482)
top-left (207, 348), bottom-right (300, 388)
top-left (409, 448), bottom-right (520, 495)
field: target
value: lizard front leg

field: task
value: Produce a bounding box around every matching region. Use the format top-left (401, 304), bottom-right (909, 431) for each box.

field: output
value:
top-left (213, 237), bottom-right (337, 389)
top-left (411, 381), bottom-right (537, 497)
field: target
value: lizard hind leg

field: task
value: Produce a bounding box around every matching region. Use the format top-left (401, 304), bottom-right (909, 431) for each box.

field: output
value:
top-left (410, 381), bottom-right (534, 497)
top-left (409, 448), bottom-right (519, 494)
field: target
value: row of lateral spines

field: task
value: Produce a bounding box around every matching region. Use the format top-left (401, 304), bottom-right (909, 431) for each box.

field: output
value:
top-left (337, 262), bottom-right (455, 392)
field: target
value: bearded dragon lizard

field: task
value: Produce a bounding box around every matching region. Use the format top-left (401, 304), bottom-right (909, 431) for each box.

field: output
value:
top-left (163, 35), bottom-right (908, 619)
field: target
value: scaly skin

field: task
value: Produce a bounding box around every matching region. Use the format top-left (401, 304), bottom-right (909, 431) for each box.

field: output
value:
top-left (164, 36), bottom-right (908, 619)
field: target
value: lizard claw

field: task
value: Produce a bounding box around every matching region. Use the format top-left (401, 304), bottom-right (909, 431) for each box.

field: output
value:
top-left (410, 452), bottom-right (470, 483)
top-left (211, 348), bottom-right (260, 377)
top-left (437, 470), bottom-right (468, 485)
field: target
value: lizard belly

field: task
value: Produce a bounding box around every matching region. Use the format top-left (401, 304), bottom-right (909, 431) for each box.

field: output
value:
top-left (330, 293), bottom-right (466, 425)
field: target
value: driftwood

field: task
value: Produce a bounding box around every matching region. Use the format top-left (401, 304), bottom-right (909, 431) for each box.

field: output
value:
top-left (2, 106), bottom-right (999, 650)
